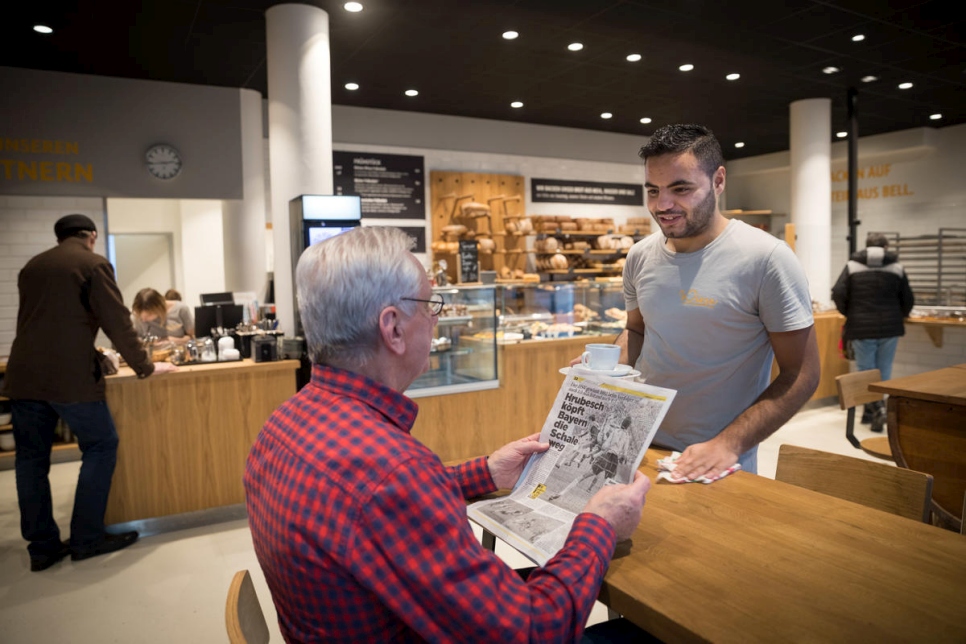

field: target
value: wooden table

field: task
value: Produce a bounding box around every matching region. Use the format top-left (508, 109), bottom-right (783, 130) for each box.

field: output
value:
top-left (597, 449), bottom-right (966, 643)
top-left (104, 359), bottom-right (298, 524)
top-left (869, 367), bottom-right (966, 531)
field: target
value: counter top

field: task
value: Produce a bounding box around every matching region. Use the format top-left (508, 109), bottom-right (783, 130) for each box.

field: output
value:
top-left (109, 358), bottom-right (299, 382)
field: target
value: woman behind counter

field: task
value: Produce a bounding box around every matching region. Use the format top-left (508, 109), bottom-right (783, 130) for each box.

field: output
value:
top-left (131, 287), bottom-right (195, 343)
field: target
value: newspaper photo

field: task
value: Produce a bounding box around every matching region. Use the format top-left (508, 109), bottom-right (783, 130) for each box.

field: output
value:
top-left (467, 371), bottom-right (676, 565)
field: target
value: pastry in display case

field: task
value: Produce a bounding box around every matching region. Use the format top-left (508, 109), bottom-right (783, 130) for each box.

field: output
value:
top-left (495, 281), bottom-right (627, 340)
top-left (908, 306), bottom-right (966, 322)
top-left (407, 285), bottom-right (499, 398)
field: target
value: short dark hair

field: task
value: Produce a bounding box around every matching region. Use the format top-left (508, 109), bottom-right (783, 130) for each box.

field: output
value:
top-left (866, 233), bottom-right (888, 248)
top-left (164, 289), bottom-right (182, 301)
top-left (639, 124), bottom-right (724, 178)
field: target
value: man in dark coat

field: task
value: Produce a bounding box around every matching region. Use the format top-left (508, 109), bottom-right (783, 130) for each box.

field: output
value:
top-left (832, 232), bottom-right (915, 431)
top-left (2, 214), bottom-right (177, 571)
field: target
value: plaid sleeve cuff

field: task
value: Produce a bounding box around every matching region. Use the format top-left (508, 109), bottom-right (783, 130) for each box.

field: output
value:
top-left (449, 456), bottom-right (496, 499)
top-left (567, 513), bottom-right (617, 563)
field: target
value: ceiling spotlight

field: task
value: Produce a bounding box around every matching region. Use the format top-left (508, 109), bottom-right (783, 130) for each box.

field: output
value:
top-left (823, 66), bottom-right (840, 74)
top-left (405, 89), bottom-right (419, 97)
top-left (898, 82), bottom-right (913, 89)
top-left (568, 42), bottom-right (584, 51)
top-left (33, 25), bottom-right (53, 34)
top-left (626, 53), bottom-right (642, 62)
top-left (726, 73), bottom-right (740, 81)
top-left (861, 75), bottom-right (878, 83)
top-left (344, 82), bottom-right (359, 91)
top-left (735, 142), bottom-right (745, 148)
top-left (601, 112), bottom-right (613, 119)
top-left (679, 64), bottom-right (694, 72)
top-left (639, 117), bottom-right (652, 124)
top-left (510, 101), bottom-right (524, 108)
top-left (929, 113), bottom-right (942, 120)
top-left (836, 131), bottom-right (848, 138)
top-left (852, 34), bottom-right (865, 42)
top-left (502, 30), bottom-right (519, 40)
top-left (344, 2), bottom-right (363, 12)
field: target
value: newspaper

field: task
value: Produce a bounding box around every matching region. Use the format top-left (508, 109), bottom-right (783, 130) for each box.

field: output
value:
top-left (467, 371), bottom-right (676, 565)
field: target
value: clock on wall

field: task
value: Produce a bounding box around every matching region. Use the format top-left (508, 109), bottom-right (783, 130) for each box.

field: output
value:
top-left (145, 144), bottom-right (182, 180)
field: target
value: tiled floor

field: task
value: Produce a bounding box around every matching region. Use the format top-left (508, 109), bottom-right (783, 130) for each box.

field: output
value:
top-left (0, 400), bottom-right (886, 642)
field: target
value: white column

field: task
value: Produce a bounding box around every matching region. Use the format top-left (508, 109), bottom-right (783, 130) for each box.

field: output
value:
top-left (223, 88), bottom-right (268, 298)
top-left (180, 200), bottom-right (227, 308)
top-left (789, 98), bottom-right (832, 304)
top-left (266, 3), bottom-right (333, 336)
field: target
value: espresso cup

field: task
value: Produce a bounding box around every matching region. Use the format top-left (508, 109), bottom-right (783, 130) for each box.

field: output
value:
top-left (580, 343), bottom-right (621, 371)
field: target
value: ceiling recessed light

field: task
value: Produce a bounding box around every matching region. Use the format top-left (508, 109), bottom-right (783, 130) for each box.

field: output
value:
top-left (898, 82), bottom-right (913, 90)
top-left (601, 112), bottom-right (613, 119)
top-left (735, 142), bottom-right (745, 148)
top-left (639, 117), bottom-right (652, 124)
top-left (852, 34), bottom-right (865, 42)
top-left (568, 42), bottom-right (583, 52)
top-left (836, 131), bottom-right (848, 138)
top-left (679, 64), bottom-right (694, 72)
top-left (502, 30), bottom-right (519, 40)
top-left (510, 101), bottom-right (524, 108)
top-left (626, 53), bottom-right (642, 62)
top-left (33, 25), bottom-right (53, 34)
top-left (344, 82), bottom-right (359, 91)
top-left (930, 113), bottom-right (942, 120)
top-left (405, 89), bottom-right (418, 97)
top-left (861, 75), bottom-right (878, 83)
top-left (823, 66), bottom-right (840, 74)
top-left (343, 2), bottom-right (363, 12)
top-left (726, 73), bottom-right (740, 81)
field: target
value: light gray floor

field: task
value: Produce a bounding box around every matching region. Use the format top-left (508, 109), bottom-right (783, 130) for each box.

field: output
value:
top-left (0, 400), bottom-right (886, 642)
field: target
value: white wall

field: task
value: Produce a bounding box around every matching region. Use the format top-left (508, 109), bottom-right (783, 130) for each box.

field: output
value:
top-left (726, 124), bottom-right (966, 276)
top-left (108, 198), bottom-right (227, 309)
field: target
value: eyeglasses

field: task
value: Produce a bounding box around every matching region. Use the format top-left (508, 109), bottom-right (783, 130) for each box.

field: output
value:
top-left (400, 294), bottom-right (444, 316)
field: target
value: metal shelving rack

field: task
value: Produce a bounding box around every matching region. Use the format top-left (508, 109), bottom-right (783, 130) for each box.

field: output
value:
top-left (887, 228), bottom-right (966, 306)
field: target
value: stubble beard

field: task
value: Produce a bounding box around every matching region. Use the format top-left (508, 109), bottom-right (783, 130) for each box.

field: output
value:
top-left (652, 188), bottom-right (717, 239)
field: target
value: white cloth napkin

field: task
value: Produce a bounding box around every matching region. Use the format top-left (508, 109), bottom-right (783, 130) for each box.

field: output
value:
top-left (656, 451), bottom-right (741, 484)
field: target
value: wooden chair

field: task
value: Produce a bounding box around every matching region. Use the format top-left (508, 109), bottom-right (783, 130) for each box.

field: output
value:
top-left (835, 369), bottom-right (892, 460)
top-left (226, 569), bottom-right (270, 644)
top-left (775, 444), bottom-right (934, 523)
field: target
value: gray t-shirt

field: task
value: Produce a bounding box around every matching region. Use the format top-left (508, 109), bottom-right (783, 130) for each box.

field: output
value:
top-left (623, 219), bottom-right (813, 472)
top-left (132, 299), bottom-right (194, 339)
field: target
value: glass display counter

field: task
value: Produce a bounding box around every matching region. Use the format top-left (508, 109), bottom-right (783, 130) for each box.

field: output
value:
top-left (407, 285), bottom-right (500, 398)
top-left (496, 280), bottom-right (627, 340)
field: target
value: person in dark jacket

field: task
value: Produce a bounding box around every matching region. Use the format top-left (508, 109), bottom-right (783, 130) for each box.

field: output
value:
top-left (2, 214), bottom-right (178, 572)
top-left (831, 232), bottom-right (915, 431)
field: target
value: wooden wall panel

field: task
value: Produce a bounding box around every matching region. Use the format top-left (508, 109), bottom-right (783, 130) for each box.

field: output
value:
top-left (429, 171), bottom-right (526, 282)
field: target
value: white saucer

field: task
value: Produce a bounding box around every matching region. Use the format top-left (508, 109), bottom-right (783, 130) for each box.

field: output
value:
top-left (559, 364), bottom-right (641, 379)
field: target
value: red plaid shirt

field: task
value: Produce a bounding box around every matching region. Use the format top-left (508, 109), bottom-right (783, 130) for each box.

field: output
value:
top-left (245, 364), bottom-right (617, 643)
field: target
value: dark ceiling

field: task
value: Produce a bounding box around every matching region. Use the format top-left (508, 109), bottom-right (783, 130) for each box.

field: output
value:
top-left (5, 0), bottom-right (964, 160)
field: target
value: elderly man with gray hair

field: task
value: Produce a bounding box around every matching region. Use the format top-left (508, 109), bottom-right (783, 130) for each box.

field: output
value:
top-left (832, 232), bottom-right (915, 431)
top-left (244, 226), bottom-right (653, 643)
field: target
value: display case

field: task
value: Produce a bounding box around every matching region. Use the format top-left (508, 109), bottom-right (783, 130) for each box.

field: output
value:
top-left (495, 281), bottom-right (627, 340)
top-left (407, 285), bottom-right (500, 398)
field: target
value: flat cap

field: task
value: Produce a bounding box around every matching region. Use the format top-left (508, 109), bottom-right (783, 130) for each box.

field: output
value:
top-left (54, 214), bottom-right (97, 241)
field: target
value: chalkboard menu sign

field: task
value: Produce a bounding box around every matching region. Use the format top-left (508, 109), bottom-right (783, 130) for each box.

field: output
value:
top-left (333, 151), bottom-right (425, 219)
top-left (457, 239), bottom-right (479, 283)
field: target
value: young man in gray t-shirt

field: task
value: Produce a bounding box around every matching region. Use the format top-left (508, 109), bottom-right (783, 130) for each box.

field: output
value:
top-left (622, 124), bottom-right (819, 478)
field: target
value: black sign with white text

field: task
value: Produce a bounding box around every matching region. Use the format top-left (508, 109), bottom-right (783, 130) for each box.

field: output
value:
top-left (333, 151), bottom-right (425, 219)
top-left (531, 178), bottom-right (643, 206)
top-left (458, 239), bottom-right (479, 283)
